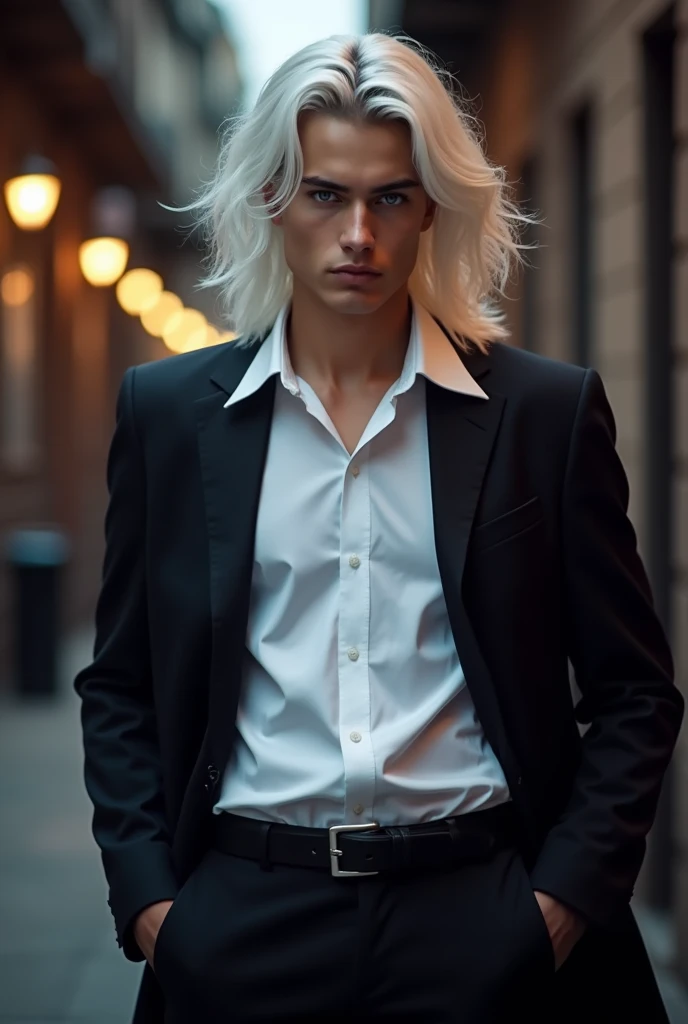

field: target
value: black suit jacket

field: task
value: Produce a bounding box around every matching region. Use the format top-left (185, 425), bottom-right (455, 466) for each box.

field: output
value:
top-left (75, 332), bottom-right (683, 1018)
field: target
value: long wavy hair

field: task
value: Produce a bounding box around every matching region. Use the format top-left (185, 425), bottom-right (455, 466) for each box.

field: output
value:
top-left (181, 32), bottom-right (532, 352)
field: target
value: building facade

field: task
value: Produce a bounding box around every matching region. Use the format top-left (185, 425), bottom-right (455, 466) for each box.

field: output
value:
top-left (372, 0), bottom-right (688, 1002)
top-left (0, 0), bottom-right (241, 683)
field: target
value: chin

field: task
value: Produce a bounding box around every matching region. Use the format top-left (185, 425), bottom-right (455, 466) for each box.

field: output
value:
top-left (322, 288), bottom-right (388, 316)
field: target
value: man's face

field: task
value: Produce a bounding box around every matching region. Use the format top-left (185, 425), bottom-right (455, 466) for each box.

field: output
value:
top-left (274, 113), bottom-right (435, 316)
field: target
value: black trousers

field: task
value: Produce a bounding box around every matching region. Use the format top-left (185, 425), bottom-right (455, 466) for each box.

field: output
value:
top-left (152, 843), bottom-right (559, 1022)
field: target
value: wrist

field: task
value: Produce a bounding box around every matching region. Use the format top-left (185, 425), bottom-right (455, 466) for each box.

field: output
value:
top-left (134, 900), bottom-right (174, 960)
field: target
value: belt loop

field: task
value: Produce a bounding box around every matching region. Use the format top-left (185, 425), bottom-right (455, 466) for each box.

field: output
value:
top-left (444, 817), bottom-right (465, 860)
top-left (445, 817), bottom-right (461, 847)
top-left (387, 826), bottom-right (406, 873)
top-left (444, 815), bottom-right (494, 862)
top-left (257, 822), bottom-right (274, 872)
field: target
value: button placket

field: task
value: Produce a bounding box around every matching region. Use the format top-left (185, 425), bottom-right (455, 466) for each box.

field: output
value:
top-left (338, 449), bottom-right (374, 818)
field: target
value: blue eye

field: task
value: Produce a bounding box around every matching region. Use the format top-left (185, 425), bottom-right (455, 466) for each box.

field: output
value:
top-left (379, 193), bottom-right (406, 206)
top-left (306, 190), bottom-right (409, 206)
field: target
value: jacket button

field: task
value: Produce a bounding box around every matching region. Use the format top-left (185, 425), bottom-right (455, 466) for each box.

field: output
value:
top-left (204, 764), bottom-right (220, 791)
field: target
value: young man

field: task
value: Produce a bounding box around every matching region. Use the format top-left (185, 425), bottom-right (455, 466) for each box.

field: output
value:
top-left (75, 32), bottom-right (683, 1023)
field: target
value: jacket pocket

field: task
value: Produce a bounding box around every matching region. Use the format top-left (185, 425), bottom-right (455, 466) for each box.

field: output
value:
top-left (471, 496), bottom-right (543, 553)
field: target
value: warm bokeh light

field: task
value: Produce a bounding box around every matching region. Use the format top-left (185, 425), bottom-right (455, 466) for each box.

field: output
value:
top-left (140, 290), bottom-right (182, 336)
top-left (1, 266), bottom-right (35, 307)
top-left (181, 334), bottom-right (211, 353)
top-left (79, 237), bottom-right (129, 287)
top-left (116, 268), bottom-right (163, 314)
top-left (204, 325), bottom-right (221, 347)
top-left (4, 173), bottom-right (61, 230)
top-left (163, 308), bottom-right (207, 353)
top-left (219, 330), bottom-right (238, 342)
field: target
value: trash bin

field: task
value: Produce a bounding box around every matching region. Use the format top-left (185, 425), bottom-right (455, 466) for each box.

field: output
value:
top-left (5, 527), bottom-right (70, 697)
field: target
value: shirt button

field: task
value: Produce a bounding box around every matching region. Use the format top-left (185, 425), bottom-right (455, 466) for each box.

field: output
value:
top-left (351, 465), bottom-right (360, 478)
top-left (353, 804), bottom-right (364, 815)
top-left (350, 731), bottom-right (362, 743)
top-left (349, 555), bottom-right (361, 569)
top-left (347, 647), bottom-right (359, 661)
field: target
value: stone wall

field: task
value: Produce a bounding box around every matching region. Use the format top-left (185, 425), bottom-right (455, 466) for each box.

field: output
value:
top-left (476, 0), bottom-right (688, 985)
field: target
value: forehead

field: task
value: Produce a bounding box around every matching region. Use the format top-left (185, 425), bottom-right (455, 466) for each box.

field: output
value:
top-left (298, 113), bottom-right (416, 186)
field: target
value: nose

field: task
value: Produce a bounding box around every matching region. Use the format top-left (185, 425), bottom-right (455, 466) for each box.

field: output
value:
top-left (339, 200), bottom-right (374, 253)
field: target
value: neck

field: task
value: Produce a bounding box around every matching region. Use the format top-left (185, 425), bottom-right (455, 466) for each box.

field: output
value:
top-left (287, 282), bottom-right (412, 391)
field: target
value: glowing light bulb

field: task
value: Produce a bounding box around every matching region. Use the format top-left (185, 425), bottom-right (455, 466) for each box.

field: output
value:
top-left (4, 173), bottom-right (61, 230)
top-left (116, 268), bottom-right (163, 314)
top-left (79, 237), bottom-right (129, 286)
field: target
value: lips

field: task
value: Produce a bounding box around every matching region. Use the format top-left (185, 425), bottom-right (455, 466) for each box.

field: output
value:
top-left (331, 267), bottom-right (381, 276)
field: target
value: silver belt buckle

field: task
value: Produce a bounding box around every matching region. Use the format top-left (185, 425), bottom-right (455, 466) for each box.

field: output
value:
top-left (329, 822), bottom-right (381, 876)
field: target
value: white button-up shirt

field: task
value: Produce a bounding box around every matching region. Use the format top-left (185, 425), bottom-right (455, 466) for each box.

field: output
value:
top-left (214, 299), bottom-right (510, 827)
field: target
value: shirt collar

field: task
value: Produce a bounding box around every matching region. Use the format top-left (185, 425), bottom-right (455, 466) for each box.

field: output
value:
top-left (224, 298), bottom-right (488, 409)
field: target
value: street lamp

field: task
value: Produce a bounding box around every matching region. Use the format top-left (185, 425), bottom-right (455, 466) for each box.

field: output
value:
top-left (79, 187), bottom-right (135, 287)
top-left (78, 237), bottom-right (129, 287)
top-left (140, 290), bottom-right (183, 337)
top-left (116, 268), bottom-right (163, 314)
top-left (1, 266), bottom-right (35, 306)
top-left (162, 308), bottom-right (207, 353)
top-left (3, 156), bottom-right (61, 231)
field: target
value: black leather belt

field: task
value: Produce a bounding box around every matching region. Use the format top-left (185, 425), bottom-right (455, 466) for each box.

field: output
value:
top-left (213, 803), bottom-right (517, 877)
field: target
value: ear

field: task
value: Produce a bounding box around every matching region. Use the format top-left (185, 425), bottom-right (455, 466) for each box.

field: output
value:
top-left (421, 198), bottom-right (436, 233)
top-left (263, 184), bottom-right (282, 226)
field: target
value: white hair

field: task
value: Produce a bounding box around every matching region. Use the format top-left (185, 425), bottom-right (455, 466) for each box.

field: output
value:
top-left (181, 32), bottom-right (531, 352)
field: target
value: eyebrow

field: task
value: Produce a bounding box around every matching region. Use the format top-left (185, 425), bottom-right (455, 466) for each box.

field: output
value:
top-left (301, 175), bottom-right (420, 195)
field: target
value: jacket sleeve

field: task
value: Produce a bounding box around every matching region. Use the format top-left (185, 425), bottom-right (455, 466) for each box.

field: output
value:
top-left (74, 367), bottom-right (179, 961)
top-left (529, 368), bottom-right (684, 926)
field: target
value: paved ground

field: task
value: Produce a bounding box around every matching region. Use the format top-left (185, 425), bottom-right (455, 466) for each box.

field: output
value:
top-left (0, 631), bottom-right (142, 1023)
top-left (1, 628), bottom-right (687, 1023)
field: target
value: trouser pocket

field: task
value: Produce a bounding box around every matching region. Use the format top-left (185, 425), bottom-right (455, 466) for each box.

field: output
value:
top-left (513, 852), bottom-right (556, 975)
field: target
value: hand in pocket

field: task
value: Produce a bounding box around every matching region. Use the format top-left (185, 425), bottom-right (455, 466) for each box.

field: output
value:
top-left (532, 890), bottom-right (586, 970)
top-left (134, 900), bottom-right (175, 969)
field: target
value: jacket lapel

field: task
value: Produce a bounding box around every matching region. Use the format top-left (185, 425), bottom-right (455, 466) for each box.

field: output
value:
top-left (426, 374), bottom-right (503, 595)
top-left (426, 340), bottom-right (502, 603)
top-left (195, 359), bottom-right (277, 771)
top-left (426, 351), bottom-right (525, 800)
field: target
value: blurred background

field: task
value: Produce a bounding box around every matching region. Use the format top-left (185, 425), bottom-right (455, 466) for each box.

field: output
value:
top-left (0, 0), bottom-right (686, 1020)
